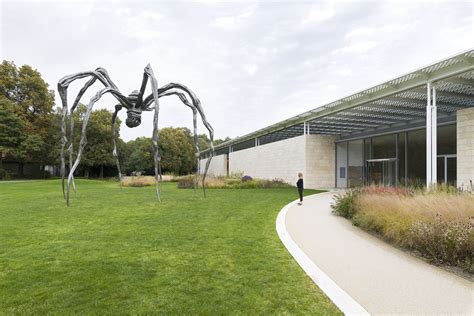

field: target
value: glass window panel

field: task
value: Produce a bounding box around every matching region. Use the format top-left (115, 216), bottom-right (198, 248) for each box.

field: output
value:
top-left (407, 129), bottom-right (426, 187)
top-left (437, 124), bottom-right (456, 155)
top-left (437, 157), bottom-right (445, 184)
top-left (398, 133), bottom-right (406, 185)
top-left (372, 134), bottom-right (396, 159)
top-left (446, 157), bottom-right (456, 186)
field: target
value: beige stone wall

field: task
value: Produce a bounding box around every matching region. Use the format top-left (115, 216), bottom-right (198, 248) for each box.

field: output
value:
top-left (305, 135), bottom-right (337, 189)
top-left (229, 135), bottom-right (306, 186)
top-left (457, 107), bottom-right (474, 189)
top-left (199, 154), bottom-right (227, 177)
top-left (198, 134), bottom-right (337, 188)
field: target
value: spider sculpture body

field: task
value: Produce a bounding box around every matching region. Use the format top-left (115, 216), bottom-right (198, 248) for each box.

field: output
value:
top-left (58, 64), bottom-right (214, 206)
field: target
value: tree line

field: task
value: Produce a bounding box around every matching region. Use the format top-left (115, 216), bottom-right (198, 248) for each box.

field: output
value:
top-left (0, 60), bottom-right (229, 179)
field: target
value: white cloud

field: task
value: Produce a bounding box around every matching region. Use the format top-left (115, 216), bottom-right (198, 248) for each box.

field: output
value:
top-left (212, 16), bottom-right (238, 31)
top-left (211, 5), bottom-right (256, 31)
top-left (331, 41), bottom-right (378, 55)
top-left (0, 0), bottom-right (471, 142)
top-left (244, 64), bottom-right (258, 75)
top-left (301, 7), bottom-right (335, 26)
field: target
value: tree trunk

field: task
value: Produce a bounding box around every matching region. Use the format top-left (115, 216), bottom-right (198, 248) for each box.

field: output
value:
top-left (84, 167), bottom-right (89, 178)
top-left (100, 165), bottom-right (104, 178)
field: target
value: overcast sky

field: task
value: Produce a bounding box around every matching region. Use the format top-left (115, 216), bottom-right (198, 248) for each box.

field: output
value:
top-left (1, 0), bottom-right (472, 141)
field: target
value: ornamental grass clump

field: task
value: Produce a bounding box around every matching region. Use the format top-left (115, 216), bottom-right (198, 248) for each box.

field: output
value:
top-left (177, 176), bottom-right (291, 189)
top-left (331, 186), bottom-right (474, 273)
top-left (331, 190), bottom-right (359, 219)
top-left (409, 215), bottom-right (472, 270)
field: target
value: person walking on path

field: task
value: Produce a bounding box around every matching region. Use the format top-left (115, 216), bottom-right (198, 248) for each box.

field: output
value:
top-left (296, 172), bottom-right (304, 205)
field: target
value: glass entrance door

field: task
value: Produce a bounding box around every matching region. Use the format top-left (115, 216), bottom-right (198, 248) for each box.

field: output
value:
top-left (437, 155), bottom-right (456, 186)
top-left (366, 158), bottom-right (397, 186)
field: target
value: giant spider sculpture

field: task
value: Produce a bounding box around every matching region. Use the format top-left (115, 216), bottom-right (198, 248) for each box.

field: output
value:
top-left (58, 64), bottom-right (214, 206)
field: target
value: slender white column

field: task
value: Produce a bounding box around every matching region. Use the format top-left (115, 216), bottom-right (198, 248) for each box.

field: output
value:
top-left (426, 83), bottom-right (438, 188)
top-left (426, 82), bottom-right (432, 188)
top-left (432, 86), bottom-right (437, 184)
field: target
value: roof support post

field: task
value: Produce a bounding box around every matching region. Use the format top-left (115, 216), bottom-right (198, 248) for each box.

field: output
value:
top-left (432, 86), bottom-right (437, 185)
top-left (426, 82), bottom-right (437, 189)
top-left (303, 122), bottom-right (307, 135)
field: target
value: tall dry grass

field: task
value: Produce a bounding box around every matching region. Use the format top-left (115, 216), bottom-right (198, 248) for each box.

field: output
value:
top-left (122, 175), bottom-right (176, 187)
top-left (333, 188), bottom-right (474, 272)
top-left (353, 193), bottom-right (473, 245)
top-left (177, 175), bottom-right (291, 189)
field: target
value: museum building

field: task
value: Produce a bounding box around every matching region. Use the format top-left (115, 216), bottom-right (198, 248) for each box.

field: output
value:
top-left (199, 50), bottom-right (474, 189)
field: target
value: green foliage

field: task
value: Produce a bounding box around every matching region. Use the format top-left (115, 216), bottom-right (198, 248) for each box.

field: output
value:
top-left (330, 190), bottom-right (358, 219)
top-left (122, 137), bottom-right (154, 175)
top-left (158, 127), bottom-right (195, 175)
top-left (0, 180), bottom-right (340, 314)
top-left (0, 60), bottom-right (55, 168)
top-left (121, 128), bottom-right (230, 176)
top-left (72, 105), bottom-right (120, 171)
top-left (0, 97), bottom-right (22, 155)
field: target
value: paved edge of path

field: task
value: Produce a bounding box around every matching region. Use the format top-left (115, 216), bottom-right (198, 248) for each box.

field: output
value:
top-left (276, 195), bottom-right (369, 316)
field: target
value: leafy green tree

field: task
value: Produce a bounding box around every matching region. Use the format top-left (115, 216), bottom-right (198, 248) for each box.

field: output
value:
top-left (72, 104), bottom-right (121, 177)
top-left (0, 60), bottom-right (55, 175)
top-left (0, 98), bottom-right (22, 174)
top-left (158, 127), bottom-right (195, 175)
top-left (122, 137), bottom-right (154, 175)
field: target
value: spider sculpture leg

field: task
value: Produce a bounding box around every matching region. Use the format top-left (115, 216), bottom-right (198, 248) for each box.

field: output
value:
top-left (112, 104), bottom-right (124, 189)
top-left (162, 84), bottom-right (215, 197)
top-left (143, 64), bottom-right (162, 202)
top-left (58, 69), bottom-right (123, 199)
top-left (144, 84), bottom-right (214, 196)
top-left (66, 87), bottom-right (129, 206)
top-left (68, 77), bottom-right (97, 194)
top-left (158, 90), bottom-right (201, 193)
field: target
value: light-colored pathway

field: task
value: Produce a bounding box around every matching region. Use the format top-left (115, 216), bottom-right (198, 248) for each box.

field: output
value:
top-left (283, 192), bottom-right (473, 315)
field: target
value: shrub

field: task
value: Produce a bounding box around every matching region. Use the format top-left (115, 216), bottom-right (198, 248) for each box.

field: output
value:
top-left (241, 175), bottom-right (253, 182)
top-left (0, 168), bottom-right (11, 180)
top-left (331, 190), bottom-right (358, 219)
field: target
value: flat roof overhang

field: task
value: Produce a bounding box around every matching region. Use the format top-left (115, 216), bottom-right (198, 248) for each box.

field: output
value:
top-left (203, 49), bottom-right (474, 154)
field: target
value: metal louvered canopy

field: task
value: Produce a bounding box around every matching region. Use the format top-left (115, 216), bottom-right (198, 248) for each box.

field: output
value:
top-left (204, 49), bottom-right (474, 155)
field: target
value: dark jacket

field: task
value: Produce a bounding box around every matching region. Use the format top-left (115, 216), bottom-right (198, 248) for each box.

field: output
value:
top-left (297, 178), bottom-right (303, 189)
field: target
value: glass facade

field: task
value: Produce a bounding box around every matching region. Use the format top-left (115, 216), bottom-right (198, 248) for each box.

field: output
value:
top-left (336, 124), bottom-right (457, 188)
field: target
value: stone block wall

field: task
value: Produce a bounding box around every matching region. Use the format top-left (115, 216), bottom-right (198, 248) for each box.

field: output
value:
top-left (229, 135), bottom-right (306, 186)
top-left (305, 135), bottom-right (337, 188)
top-left (199, 154), bottom-right (227, 177)
top-left (198, 134), bottom-right (338, 189)
top-left (457, 107), bottom-right (474, 189)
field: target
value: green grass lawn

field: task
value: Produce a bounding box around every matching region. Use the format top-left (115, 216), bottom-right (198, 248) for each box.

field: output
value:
top-left (0, 179), bottom-right (340, 314)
